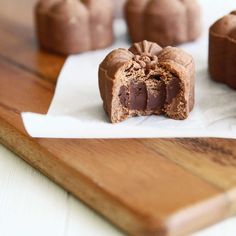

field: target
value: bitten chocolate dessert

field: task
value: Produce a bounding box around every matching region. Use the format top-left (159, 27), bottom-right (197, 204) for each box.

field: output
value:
top-left (124, 0), bottom-right (201, 47)
top-left (209, 11), bottom-right (236, 89)
top-left (99, 41), bottom-right (195, 123)
top-left (35, 0), bottom-right (113, 55)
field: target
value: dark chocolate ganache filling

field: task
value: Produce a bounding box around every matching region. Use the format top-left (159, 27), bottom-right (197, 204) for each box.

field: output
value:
top-left (118, 75), bottom-right (181, 112)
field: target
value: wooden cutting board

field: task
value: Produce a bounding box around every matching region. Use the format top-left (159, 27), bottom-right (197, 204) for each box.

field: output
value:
top-left (0, 1), bottom-right (236, 235)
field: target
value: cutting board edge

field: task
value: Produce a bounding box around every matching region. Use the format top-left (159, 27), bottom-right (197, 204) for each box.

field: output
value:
top-left (0, 116), bottom-right (166, 235)
top-left (0, 116), bottom-right (233, 236)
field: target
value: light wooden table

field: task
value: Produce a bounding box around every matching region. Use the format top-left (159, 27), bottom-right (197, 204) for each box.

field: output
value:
top-left (0, 144), bottom-right (235, 236)
top-left (0, 145), bottom-right (236, 236)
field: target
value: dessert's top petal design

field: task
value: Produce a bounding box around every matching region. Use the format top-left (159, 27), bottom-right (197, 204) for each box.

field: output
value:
top-left (128, 40), bottom-right (162, 56)
top-left (99, 49), bottom-right (133, 78)
top-left (158, 47), bottom-right (193, 68)
top-left (210, 13), bottom-right (236, 38)
top-left (100, 41), bottom-right (193, 80)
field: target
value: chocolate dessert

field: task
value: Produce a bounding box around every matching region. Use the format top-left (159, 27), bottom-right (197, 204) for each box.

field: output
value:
top-left (209, 11), bottom-right (236, 89)
top-left (35, 0), bottom-right (114, 55)
top-left (124, 0), bottom-right (201, 47)
top-left (99, 41), bottom-right (195, 123)
top-left (113, 0), bottom-right (126, 18)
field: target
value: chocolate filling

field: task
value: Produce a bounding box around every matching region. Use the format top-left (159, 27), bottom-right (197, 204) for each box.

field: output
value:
top-left (147, 80), bottom-right (166, 111)
top-left (119, 74), bottom-right (181, 114)
top-left (118, 86), bottom-right (129, 108)
top-left (130, 82), bottom-right (147, 110)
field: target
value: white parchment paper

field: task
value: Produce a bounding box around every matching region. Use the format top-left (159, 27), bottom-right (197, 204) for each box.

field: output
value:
top-left (22, 0), bottom-right (236, 139)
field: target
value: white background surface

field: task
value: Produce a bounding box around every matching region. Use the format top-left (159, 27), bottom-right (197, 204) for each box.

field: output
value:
top-left (1, 0), bottom-right (236, 235)
top-left (0, 144), bottom-right (235, 236)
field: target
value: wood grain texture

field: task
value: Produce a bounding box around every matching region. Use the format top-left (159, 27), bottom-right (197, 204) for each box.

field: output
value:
top-left (0, 1), bottom-right (236, 236)
top-left (140, 139), bottom-right (236, 215)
